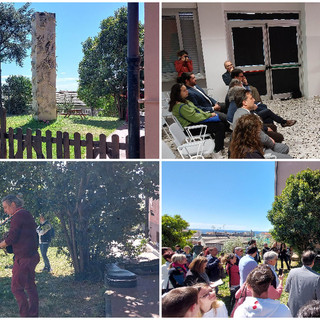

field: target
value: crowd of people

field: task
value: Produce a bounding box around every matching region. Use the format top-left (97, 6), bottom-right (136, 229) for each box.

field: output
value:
top-left (162, 240), bottom-right (320, 318)
top-left (169, 51), bottom-right (297, 158)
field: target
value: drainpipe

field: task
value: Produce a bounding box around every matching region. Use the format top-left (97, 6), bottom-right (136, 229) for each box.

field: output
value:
top-left (127, 3), bottom-right (141, 158)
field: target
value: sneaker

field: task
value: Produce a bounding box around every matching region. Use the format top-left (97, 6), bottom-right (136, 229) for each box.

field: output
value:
top-left (281, 120), bottom-right (296, 127)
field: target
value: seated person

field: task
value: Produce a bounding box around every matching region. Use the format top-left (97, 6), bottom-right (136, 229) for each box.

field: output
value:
top-left (179, 73), bottom-right (227, 115)
top-left (169, 83), bottom-right (226, 156)
top-left (229, 114), bottom-right (265, 159)
top-left (227, 79), bottom-right (244, 123)
top-left (222, 60), bottom-right (234, 86)
top-left (184, 256), bottom-right (210, 286)
top-left (234, 265), bottom-right (292, 317)
top-left (162, 286), bottom-right (200, 317)
top-left (194, 283), bottom-right (228, 318)
top-left (175, 50), bottom-right (193, 77)
top-left (231, 69), bottom-right (297, 128)
top-left (227, 82), bottom-right (285, 142)
top-left (232, 89), bottom-right (292, 159)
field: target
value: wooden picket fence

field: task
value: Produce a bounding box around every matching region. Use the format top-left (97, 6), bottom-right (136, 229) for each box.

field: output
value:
top-left (0, 108), bottom-right (145, 159)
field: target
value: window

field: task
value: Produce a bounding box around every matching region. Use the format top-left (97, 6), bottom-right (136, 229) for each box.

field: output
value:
top-left (162, 9), bottom-right (204, 80)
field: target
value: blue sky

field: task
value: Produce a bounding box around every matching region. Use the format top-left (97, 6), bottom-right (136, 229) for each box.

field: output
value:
top-left (2, 2), bottom-right (145, 91)
top-left (162, 161), bottom-right (276, 232)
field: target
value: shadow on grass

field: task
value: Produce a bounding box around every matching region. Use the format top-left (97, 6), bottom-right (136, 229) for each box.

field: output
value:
top-left (0, 271), bottom-right (105, 317)
top-left (8, 117), bottom-right (124, 135)
top-left (8, 118), bottom-right (56, 134)
top-left (69, 117), bottom-right (124, 130)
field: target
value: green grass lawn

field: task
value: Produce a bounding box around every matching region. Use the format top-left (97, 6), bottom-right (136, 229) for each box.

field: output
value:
top-left (5, 114), bottom-right (125, 159)
top-left (0, 247), bottom-right (105, 317)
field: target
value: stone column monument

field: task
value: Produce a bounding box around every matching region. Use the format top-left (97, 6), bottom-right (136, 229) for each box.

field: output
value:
top-left (31, 12), bottom-right (57, 121)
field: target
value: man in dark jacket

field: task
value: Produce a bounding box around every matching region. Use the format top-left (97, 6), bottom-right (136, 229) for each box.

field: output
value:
top-left (206, 247), bottom-right (220, 281)
top-left (0, 194), bottom-right (40, 317)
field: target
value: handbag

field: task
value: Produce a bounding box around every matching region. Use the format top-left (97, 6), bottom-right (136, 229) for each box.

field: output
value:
top-left (200, 114), bottom-right (220, 123)
top-left (231, 284), bottom-right (247, 317)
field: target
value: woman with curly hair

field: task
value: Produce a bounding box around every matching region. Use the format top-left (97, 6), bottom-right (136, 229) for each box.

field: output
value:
top-left (229, 113), bottom-right (264, 159)
top-left (169, 83), bottom-right (226, 154)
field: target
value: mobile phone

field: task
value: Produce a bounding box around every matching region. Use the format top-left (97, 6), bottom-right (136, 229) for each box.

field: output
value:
top-left (279, 268), bottom-right (283, 276)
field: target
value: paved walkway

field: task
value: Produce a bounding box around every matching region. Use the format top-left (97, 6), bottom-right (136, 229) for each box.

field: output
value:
top-left (107, 117), bottom-right (145, 159)
top-left (105, 274), bottom-right (159, 317)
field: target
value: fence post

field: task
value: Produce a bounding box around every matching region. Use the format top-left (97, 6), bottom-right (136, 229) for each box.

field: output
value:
top-left (0, 108), bottom-right (7, 158)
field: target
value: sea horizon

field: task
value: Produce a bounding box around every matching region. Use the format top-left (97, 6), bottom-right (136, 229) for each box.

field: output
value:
top-left (189, 228), bottom-right (269, 234)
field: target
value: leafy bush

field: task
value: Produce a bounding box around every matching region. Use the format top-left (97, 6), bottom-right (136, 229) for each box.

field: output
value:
top-left (2, 75), bottom-right (32, 115)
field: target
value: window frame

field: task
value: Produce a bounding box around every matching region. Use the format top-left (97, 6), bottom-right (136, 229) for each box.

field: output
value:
top-left (162, 8), bottom-right (205, 82)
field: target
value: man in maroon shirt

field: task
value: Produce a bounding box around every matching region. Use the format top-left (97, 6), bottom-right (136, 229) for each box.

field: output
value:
top-left (0, 194), bottom-right (40, 317)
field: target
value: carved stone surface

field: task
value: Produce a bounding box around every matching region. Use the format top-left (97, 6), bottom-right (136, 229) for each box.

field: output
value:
top-left (31, 12), bottom-right (57, 120)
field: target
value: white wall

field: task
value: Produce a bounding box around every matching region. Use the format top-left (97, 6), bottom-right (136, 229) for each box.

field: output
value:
top-left (301, 4), bottom-right (320, 98)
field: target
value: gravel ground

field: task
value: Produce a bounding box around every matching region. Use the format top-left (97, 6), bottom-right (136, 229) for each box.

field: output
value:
top-left (162, 96), bottom-right (320, 159)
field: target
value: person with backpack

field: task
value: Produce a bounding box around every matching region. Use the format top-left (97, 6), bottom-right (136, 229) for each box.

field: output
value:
top-left (36, 215), bottom-right (54, 272)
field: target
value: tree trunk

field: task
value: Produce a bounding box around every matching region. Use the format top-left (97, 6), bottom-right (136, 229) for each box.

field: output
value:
top-left (0, 61), bottom-right (2, 109)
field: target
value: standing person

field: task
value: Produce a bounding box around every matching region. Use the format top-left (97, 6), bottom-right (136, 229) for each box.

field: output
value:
top-left (0, 194), bottom-right (40, 317)
top-left (174, 50), bottom-right (193, 77)
top-left (36, 215), bottom-right (53, 272)
top-left (234, 247), bottom-right (244, 266)
top-left (279, 243), bottom-right (290, 271)
top-left (246, 239), bottom-right (261, 264)
top-left (239, 245), bottom-right (258, 286)
top-left (168, 253), bottom-right (188, 288)
top-left (234, 265), bottom-right (291, 317)
top-left (225, 253), bottom-right (240, 313)
top-left (193, 241), bottom-right (204, 257)
top-left (285, 250), bottom-right (320, 317)
top-left (262, 243), bottom-right (271, 259)
top-left (287, 246), bottom-right (293, 268)
top-left (183, 245), bottom-right (193, 265)
top-left (162, 252), bottom-right (174, 294)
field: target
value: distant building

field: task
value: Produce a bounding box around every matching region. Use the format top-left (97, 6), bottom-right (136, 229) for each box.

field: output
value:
top-left (148, 198), bottom-right (159, 245)
top-left (56, 91), bottom-right (94, 115)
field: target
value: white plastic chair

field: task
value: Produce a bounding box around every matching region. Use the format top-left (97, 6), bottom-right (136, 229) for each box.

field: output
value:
top-left (169, 123), bottom-right (215, 159)
top-left (162, 140), bottom-right (176, 159)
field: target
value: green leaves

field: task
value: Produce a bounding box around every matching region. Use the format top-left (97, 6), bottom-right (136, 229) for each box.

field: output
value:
top-left (2, 75), bottom-right (32, 114)
top-left (0, 162), bottom-right (159, 278)
top-left (78, 6), bottom-right (144, 119)
top-left (162, 214), bottom-right (196, 248)
top-left (268, 169), bottom-right (320, 255)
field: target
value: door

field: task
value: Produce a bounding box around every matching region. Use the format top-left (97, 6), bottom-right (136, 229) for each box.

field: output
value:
top-left (228, 17), bottom-right (301, 99)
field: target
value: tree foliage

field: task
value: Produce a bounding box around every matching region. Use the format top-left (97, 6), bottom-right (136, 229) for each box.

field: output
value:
top-left (0, 3), bottom-right (34, 108)
top-left (78, 7), bottom-right (144, 119)
top-left (162, 214), bottom-right (196, 249)
top-left (0, 162), bottom-right (159, 280)
top-left (221, 237), bottom-right (245, 254)
top-left (267, 169), bottom-right (320, 255)
top-left (2, 75), bottom-right (32, 114)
